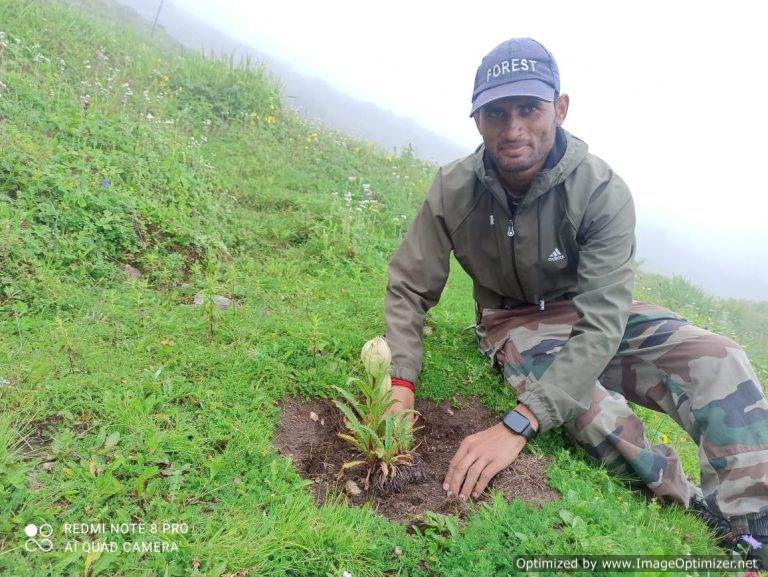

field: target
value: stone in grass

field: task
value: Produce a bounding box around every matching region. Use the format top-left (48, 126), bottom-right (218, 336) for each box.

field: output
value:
top-left (193, 292), bottom-right (233, 309)
top-left (123, 264), bottom-right (142, 280)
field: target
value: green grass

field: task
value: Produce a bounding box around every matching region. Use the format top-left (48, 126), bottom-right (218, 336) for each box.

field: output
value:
top-left (1, 1), bottom-right (766, 575)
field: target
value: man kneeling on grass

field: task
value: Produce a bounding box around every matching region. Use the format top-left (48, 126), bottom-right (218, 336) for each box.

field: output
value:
top-left (383, 37), bottom-right (768, 569)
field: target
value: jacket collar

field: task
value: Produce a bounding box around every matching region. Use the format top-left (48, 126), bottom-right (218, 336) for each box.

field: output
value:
top-left (472, 128), bottom-right (589, 216)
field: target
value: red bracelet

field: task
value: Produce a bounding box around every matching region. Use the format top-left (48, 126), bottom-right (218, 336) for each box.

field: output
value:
top-left (391, 378), bottom-right (415, 393)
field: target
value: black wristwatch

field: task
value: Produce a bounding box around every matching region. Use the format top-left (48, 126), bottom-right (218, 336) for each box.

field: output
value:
top-left (501, 408), bottom-right (538, 441)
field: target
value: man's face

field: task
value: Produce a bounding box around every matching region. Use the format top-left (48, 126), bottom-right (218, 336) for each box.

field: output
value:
top-left (473, 94), bottom-right (569, 175)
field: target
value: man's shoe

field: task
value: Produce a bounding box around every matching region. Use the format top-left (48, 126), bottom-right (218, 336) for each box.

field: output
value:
top-left (688, 496), bottom-right (767, 571)
top-left (688, 494), bottom-right (734, 541)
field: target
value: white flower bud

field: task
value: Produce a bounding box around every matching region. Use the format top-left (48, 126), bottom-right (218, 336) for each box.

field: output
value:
top-left (360, 336), bottom-right (391, 383)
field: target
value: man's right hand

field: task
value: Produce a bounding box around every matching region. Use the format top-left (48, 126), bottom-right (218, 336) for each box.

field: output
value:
top-left (385, 385), bottom-right (417, 427)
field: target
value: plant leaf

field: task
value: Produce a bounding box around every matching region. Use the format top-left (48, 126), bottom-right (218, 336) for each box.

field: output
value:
top-left (334, 400), bottom-right (363, 431)
top-left (103, 431), bottom-right (121, 450)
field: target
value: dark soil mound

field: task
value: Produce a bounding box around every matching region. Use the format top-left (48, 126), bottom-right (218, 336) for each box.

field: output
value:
top-left (274, 394), bottom-right (561, 522)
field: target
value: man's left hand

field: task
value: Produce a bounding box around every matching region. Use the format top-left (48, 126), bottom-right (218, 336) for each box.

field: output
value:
top-left (442, 421), bottom-right (527, 501)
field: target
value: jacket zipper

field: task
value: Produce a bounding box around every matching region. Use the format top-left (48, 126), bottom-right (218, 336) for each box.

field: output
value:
top-left (507, 217), bottom-right (526, 302)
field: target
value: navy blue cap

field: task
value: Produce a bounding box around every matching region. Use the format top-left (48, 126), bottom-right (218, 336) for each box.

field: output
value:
top-left (470, 38), bottom-right (560, 117)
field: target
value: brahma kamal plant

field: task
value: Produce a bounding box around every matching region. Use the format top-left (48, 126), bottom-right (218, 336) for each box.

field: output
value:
top-left (332, 336), bottom-right (424, 492)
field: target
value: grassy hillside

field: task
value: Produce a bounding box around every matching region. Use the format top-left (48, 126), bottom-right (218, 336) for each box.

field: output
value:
top-left (1, 1), bottom-right (765, 575)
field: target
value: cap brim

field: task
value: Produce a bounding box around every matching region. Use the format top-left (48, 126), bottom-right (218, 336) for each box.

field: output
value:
top-left (470, 80), bottom-right (555, 117)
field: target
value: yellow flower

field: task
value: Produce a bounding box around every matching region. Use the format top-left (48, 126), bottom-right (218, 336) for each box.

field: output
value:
top-left (661, 433), bottom-right (670, 444)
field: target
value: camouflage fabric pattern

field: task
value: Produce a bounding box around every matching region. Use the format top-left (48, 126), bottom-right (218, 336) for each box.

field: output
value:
top-left (475, 299), bottom-right (768, 532)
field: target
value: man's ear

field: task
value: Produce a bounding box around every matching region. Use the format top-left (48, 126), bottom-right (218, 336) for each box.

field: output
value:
top-left (473, 113), bottom-right (481, 132)
top-left (555, 93), bottom-right (570, 126)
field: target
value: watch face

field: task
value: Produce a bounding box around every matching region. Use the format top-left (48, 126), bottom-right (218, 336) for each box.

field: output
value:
top-left (503, 410), bottom-right (529, 434)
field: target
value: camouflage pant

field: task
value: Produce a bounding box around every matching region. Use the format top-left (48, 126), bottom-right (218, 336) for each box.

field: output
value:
top-left (475, 298), bottom-right (768, 533)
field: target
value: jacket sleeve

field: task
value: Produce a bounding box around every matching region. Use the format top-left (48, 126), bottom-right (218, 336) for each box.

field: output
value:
top-left (385, 169), bottom-right (453, 386)
top-left (516, 173), bottom-right (637, 433)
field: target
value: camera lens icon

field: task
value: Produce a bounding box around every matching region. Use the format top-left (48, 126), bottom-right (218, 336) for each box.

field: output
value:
top-left (24, 523), bottom-right (53, 552)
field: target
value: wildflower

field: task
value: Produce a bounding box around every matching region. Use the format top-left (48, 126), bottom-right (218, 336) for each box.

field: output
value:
top-left (0, 80), bottom-right (6, 93)
top-left (660, 433), bottom-right (670, 444)
top-left (101, 178), bottom-right (111, 189)
top-left (33, 53), bottom-right (49, 63)
top-left (740, 534), bottom-right (763, 550)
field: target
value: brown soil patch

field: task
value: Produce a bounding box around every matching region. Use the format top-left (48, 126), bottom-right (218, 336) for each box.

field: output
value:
top-left (274, 394), bottom-right (560, 523)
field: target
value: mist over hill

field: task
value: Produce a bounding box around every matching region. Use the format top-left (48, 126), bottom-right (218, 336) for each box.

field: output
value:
top-left (110, 0), bottom-right (470, 165)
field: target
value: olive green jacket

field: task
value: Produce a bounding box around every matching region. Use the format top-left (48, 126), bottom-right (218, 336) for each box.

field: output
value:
top-left (384, 129), bottom-right (637, 433)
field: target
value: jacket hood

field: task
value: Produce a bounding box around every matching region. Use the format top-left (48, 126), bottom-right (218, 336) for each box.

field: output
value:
top-left (471, 128), bottom-right (589, 209)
